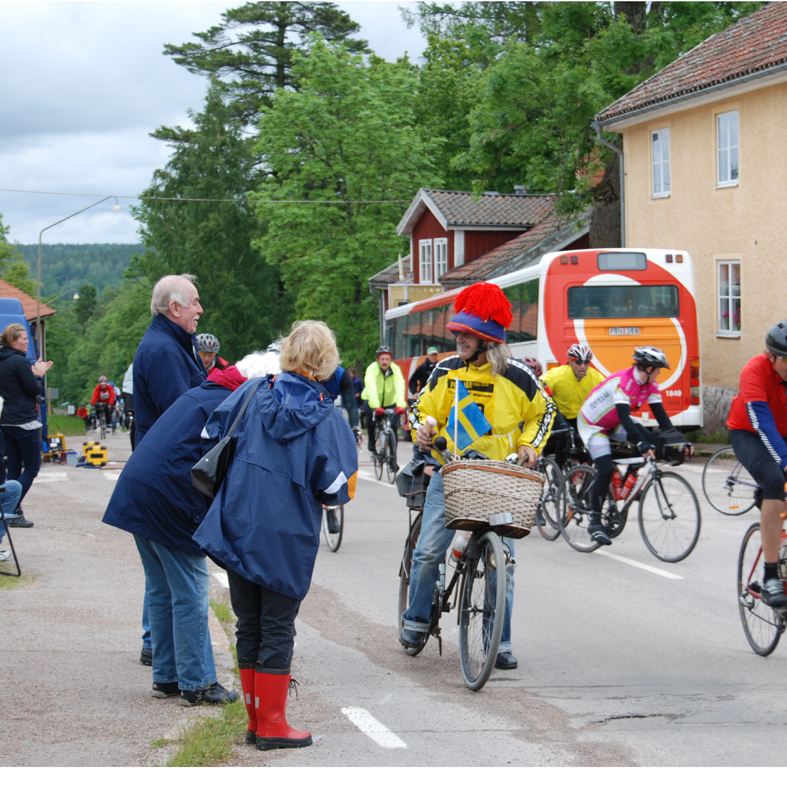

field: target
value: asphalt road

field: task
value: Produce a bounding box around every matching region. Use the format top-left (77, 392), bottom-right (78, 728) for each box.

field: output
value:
top-left (1, 430), bottom-right (784, 766)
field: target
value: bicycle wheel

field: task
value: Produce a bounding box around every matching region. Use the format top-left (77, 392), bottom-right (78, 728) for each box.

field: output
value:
top-left (398, 514), bottom-right (428, 656)
top-left (557, 464), bottom-right (601, 552)
top-left (537, 458), bottom-right (562, 540)
top-left (385, 432), bottom-right (397, 484)
top-left (99, 418), bottom-right (106, 440)
top-left (638, 471), bottom-right (701, 562)
top-left (458, 530), bottom-right (506, 691)
top-left (373, 432), bottom-right (384, 480)
top-left (322, 506), bottom-right (344, 552)
top-left (738, 523), bottom-right (785, 656)
top-left (702, 446), bottom-right (757, 516)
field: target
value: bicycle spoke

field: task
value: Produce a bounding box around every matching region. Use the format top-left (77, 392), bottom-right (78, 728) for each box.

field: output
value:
top-left (639, 471), bottom-right (700, 562)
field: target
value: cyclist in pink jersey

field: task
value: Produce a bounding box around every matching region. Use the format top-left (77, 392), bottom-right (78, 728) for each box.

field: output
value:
top-left (578, 347), bottom-right (685, 545)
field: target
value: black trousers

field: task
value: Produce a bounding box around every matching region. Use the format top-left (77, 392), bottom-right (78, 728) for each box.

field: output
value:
top-left (226, 566), bottom-right (301, 671)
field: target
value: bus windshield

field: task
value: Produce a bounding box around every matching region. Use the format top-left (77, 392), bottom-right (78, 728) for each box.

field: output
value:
top-left (568, 285), bottom-right (679, 320)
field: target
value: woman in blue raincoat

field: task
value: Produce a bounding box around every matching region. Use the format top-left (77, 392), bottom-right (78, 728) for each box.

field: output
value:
top-left (194, 320), bottom-right (358, 752)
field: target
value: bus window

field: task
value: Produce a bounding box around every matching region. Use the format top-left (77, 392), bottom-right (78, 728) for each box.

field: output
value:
top-left (597, 252), bottom-right (647, 271)
top-left (568, 285), bottom-right (679, 319)
top-left (503, 280), bottom-right (539, 342)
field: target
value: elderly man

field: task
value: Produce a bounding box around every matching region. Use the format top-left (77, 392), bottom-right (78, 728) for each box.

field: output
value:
top-left (361, 345), bottom-right (406, 457)
top-left (132, 274), bottom-right (207, 665)
top-left (409, 346), bottom-right (440, 399)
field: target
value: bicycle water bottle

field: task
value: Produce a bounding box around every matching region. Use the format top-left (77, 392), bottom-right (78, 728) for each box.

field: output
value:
top-left (610, 470), bottom-right (624, 501)
top-left (451, 530), bottom-right (471, 560)
top-left (620, 471), bottom-right (638, 500)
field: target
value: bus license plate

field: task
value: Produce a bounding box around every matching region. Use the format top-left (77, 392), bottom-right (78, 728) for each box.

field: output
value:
top-left (609, 327), bottom-right (640, 335)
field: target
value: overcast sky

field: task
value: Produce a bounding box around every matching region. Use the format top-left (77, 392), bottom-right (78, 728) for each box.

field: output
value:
top-left (0, 1), bottom-right (427, 246)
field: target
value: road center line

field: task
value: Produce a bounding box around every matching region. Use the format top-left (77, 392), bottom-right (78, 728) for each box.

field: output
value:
top-left (593, 550), bottom-right (683, 579)
top-left (341, 707), bottom-right (407, 749)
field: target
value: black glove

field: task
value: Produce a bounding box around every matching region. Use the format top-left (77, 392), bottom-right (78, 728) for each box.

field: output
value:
top-left (637, 441), bottom-right (656, 455)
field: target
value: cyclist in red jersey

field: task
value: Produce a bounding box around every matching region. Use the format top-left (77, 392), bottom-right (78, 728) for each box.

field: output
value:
top-left (727, 322), bottom-right (787, 607)
top-left (90, 376), bottom-right (116, 426)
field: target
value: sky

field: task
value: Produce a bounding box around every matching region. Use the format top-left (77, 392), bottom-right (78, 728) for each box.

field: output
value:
top-left (0, 1), bottom-right (428, 246)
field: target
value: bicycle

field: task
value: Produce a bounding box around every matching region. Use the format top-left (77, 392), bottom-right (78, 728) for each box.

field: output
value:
top-left (372, 408), bottom-right (398, 484)
top-left (98, 412), bottom-right (107, 441)
top-left (322, 503), bottom-right (344, 552)
top-left (702, 445), bottom-right (757, 516)
top-left (557, 449), bottom-right (701, 562)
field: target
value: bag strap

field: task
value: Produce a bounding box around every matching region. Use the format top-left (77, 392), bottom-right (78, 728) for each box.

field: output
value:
top-left (222, 379), bottom-right (263, 441)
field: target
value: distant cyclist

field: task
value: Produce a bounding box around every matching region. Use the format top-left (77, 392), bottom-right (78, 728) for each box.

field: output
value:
top-left (727, 322), bottom-right (787, 607)
top-left (577, 347), bottom-right (690, 546)
top-left (361, 346), bottom-right (407, 456)
top-left (196, 334), bottom-right (228, 375)
top-left (90, 376), bottom-right (116, 427)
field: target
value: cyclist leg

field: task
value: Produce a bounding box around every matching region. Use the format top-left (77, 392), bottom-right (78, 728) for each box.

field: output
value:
top-left (584, 429), bottom-right (618, 546)
top-left (401, 470), bottom-right (453, 637)
top-left (496, 536), bottom-right (517, 669)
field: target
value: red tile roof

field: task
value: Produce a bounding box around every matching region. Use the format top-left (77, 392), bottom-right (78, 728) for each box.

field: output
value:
top-left (596, 3), bottom-right (787, 124)
top-left (369, 255), bottom-right (412, 286)
top-left (0, 280), bottom-right (56, 321)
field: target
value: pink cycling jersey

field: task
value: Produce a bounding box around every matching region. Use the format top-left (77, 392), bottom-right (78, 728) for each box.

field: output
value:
top-left (578, 367), bottom-right (662, 436)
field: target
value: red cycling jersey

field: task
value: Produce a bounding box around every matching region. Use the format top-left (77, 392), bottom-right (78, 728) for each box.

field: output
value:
top-left (90, 384), bottom-right (116, 407)
top-left (727, 353), bottom-right (787, 435)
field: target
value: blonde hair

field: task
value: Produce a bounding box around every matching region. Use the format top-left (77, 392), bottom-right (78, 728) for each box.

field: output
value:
top-left (150, 274), bottom-right (198, 316)
top-left (0, 323), bottom-right (26, 347)
top-left (279, 321), bottom-right (339, 381)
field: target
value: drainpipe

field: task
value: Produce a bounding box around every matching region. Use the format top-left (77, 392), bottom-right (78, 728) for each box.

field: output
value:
top-left (591, 121), bottom-right (625, 247)
top-left (370, 284), bottom-right (385, 344)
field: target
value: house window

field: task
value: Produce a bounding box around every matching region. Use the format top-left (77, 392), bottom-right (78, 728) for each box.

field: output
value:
top-left (717, 111), bottom-right (739, 186)
top-left (651, 128), bottom-right (670, 197)
top-left (419, 240), bottom-right (433, 283)
top-left (435, 238), bottom-right (448, 279)
top-left (718, 260), bottom-right (741, 336)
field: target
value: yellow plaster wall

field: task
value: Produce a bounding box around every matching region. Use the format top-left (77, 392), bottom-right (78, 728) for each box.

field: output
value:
top-left (388, 284), bottom-right (442, 305)
top-left (623, 82), bottom-right (787, 388)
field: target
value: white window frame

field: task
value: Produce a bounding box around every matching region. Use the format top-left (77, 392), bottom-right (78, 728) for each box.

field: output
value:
top-left (419, 239), bottom-right (433, 284)
top-left (435, 238), bottom-right (448, 279)
top-left (717, 110), bottom-right (739, 186)
top-left (717, 259), bottom-right (741, 337)
top-left (651, 128), bottom-right (670, 197)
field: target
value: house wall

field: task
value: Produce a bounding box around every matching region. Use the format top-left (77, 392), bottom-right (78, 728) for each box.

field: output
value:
top-left (622, 81), bottom-right (787, 402)
top-left (464, 230), bottom-right (522, 262)
top-left (411, 211), bottom-right (452, 284)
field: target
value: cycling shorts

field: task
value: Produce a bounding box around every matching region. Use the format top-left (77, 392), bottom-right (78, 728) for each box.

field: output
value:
top-left (729, 428), bottom-right (786, 501)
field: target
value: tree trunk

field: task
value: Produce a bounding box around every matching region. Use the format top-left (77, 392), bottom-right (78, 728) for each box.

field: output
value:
top-left (589, 153), bottom-right (621, 248)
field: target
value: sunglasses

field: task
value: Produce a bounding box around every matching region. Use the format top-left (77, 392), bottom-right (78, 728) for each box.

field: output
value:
top-left (571, 359), bottom-right (591, 366)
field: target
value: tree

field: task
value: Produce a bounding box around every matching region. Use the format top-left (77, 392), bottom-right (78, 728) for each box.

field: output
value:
top-left (251, 38), bottom-right (441, 366)
top-left (0, 214), bottom-right (36, 295)
top-left (132, 82), bottom-right (292, 362)
top-left (163, 1), bottom-right (368, 124)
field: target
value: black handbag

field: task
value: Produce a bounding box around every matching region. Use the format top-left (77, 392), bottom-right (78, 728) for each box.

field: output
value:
top-left (191, 379), bottom-right (262, 500)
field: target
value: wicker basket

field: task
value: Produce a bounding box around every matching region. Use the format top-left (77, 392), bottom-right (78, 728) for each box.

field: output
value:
top-left (441, 459), bottom-right (544, 539)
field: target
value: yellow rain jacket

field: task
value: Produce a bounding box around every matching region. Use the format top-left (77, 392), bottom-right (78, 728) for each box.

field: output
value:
top-left (362, 361), bottom-right (406, 409)
top-left (411, 356), bottom-right (554, 463)
top-left (540, 364), bottom-right (606, 420)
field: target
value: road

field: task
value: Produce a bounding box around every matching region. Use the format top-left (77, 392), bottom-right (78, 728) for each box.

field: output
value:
top-left (1, 430), bottom-right (784, 766)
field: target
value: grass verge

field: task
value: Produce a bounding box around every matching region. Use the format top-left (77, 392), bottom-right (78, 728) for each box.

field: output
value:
top-left (167, 697), bottom-right (247, 767)
top-left (0, 573), bottom-right (31, 590)
top-left (209, 599), bottom-right (234, 624)
top-left (47, 414), bottom-right (88, 437)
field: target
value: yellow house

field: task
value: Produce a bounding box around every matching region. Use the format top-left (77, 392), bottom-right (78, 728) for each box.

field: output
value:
top-left (594, 2), bottom-right (787, 432)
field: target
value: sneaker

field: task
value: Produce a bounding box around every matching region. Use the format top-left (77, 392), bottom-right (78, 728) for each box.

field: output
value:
top-left (140, 647), bottom-right (153, 666)
top-left (7, 512), bottom-right (33, 528)
top-left (0, 549), bottom-right (10, 562)
top-left (760, 577), bottom-right (787, 607)
top-left (151, 681), bottom-right (180, 699)
top-left (179, 682), bottom-right (238, 707)
top-left (534, 508), bottom-right (546, 527)
top-left (589, 524), bottom-right (612, 546)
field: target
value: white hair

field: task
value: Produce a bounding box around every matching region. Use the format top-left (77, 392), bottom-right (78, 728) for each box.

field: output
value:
top-left (486, 343), bottom-right (509, 375)
top-left (235, 351), bottom-right (280, 379)
top-left (150, 274), bottom-right (198, 317)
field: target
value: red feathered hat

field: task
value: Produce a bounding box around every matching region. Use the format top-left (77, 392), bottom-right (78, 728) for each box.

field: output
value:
top-left (445, 281), bottom-right (512, 344)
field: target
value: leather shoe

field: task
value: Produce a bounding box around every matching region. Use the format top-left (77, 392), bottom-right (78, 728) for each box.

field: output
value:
top-left (7, 513), bottom-right (32, 528)
top-left (494, 652), bottom-right (518, 670)
top-left (399, 627), bottom-right (424, 649)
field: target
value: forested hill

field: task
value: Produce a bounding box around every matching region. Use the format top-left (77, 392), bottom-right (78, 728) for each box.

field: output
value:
top-left (15, 243), bottom-right (145, 298)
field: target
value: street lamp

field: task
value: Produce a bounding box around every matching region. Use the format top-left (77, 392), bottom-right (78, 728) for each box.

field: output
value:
top-left (36, 196), bottom-right (120, 357)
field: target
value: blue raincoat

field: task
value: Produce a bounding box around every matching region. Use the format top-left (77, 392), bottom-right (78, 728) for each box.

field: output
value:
top-left (193, 372), bottom-right (358, 600)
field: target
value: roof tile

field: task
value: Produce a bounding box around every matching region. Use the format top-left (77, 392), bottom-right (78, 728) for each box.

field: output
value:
top-left (424, 190), bottom-right (556, 227)
top-left (0, 280), bottom-right (56, 321)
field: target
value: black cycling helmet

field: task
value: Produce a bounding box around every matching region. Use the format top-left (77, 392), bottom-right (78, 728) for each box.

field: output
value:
top-left (633, 346), bottom-right (670, 370)
top-left (765, 321), bottom-right (787, 358)
top-left (376, 345), bottom-right (392, 358)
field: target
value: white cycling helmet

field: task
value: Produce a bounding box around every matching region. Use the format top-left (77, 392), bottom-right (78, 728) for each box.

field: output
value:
top-left (197, 333), bottom-right (220, 353)
top-left (633, 346), bottom-right (669, 369)
top-left (567, 343), bottom-right (593, 363)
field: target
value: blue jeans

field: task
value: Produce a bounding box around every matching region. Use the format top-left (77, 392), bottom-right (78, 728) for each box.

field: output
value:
top-left (133, 535), bottom-right (216, 690)
top-left (2, 426), bottom-right (41, 502)
top-left (401, 470), bottom-right (516, 652)
top-left (0, 481), bottom-right (22, 545)
top-left (142, 584), bottom-right (151, 651)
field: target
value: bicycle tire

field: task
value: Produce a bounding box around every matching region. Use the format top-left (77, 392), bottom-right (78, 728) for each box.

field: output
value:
top-left (537, 458), bottom-right (562, 540)
top-left (557, 464), bottom-right (601, 552)
top-left (322, 506), bottom-right (344, 552)
top-left (373, 432), bottom-right (384, 480)
top-left (458, 530), bottom-right (506, 691)
top-left (385, 431), bottom-right (397, 484)
top-left (738, 523), bottom-right (785, 656)
top-left (638, 471), bottom-right (701, 562)
top-left (398, 514), bottom-right (428, 656)
top-left (702, 446), bottom-right (757, 516)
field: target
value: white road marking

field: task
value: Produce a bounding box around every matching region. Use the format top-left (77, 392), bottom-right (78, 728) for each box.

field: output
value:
top-left (102, 472), bottom-right (121, 481)
top-left (357, 469), bottom-right (398, 489)
top-left (34, 475), bottom-right (69, 483)
top-left (594, 550), bottom-right (683, 579)
top-left (341, 707), bottom-right (407, 749)
top-left (212, 570), bottom-right (229, 589)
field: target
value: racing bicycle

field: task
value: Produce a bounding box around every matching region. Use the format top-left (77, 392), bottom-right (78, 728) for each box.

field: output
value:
top-left (372, 408), bottom-right (399, 484)
top-left (702, 445), bottom-right (757, 516)
top-left (557, 452), bottom-right (701, 562)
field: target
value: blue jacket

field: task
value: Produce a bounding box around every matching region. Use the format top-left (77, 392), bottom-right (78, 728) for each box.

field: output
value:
top-left (102, 379), bottom-right (235, 555)
top-left (193, 372), bottom-right (358, 600)
top-left (132, 314), bottom-right (206, 443)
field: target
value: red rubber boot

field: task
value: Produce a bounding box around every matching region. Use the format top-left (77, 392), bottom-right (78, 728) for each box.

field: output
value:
top-left (254, 670), bottom-right (312, 751)
top-left (239, 668), bottom-right (257, 744)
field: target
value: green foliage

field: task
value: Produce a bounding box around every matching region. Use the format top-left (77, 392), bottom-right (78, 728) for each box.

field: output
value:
top-left (251, 38), bottom-right (441, 366)
top-left (47, 414), bottom-right (87, 437)
top-left (0, 215), bottom-right (36, 296)
top-left (14, 243), bottom-right (145, 298)
top-left (163, 1), bottom-right (368, 124)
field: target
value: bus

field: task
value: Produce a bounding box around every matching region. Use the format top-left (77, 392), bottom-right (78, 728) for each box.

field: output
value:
top-left (384, 248), bottom-right (702, 429)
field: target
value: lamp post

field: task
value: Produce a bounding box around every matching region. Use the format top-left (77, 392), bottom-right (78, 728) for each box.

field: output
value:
top-left (36, 196), bottom-right (120, 357)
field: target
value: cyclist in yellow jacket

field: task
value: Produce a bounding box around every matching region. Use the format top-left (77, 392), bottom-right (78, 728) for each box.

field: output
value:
top-left (401, 282), bottom-right (554, 669)
top-left (362, 346), bottom-right (407, 457)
